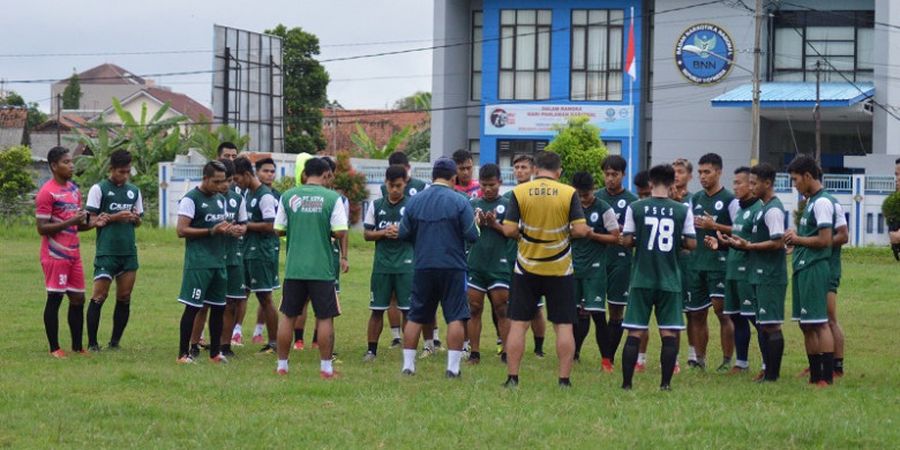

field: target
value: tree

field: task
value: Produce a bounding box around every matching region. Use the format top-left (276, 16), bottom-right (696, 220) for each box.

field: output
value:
top-left (404, 127), bottom-right (431, 162)
top-left (544, 115), bottom-right (608, 185)
top-left (393, 91), bottom-right (432, 111)
top-left (350, 123), bottom-right (412, 159)
top-left (62, 73), bottom-right (82, 110)
top-left (186, 124), bottom-right (251, 161)
top-left (0, 145), bottom-right (36, 217)
top-left (265, 24), bottom-right (329, 154)
top-left (1, 91), bottom-right (25, 106)
top-left (0, 91), bottom-right (45, 130)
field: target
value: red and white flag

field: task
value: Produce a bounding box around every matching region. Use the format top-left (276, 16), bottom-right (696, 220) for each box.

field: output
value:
top-left (625, 7), bottom-right (637, 81)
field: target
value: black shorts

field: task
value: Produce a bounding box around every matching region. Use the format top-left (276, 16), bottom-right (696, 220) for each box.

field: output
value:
top-left (280, 279), bottom-right (340, 319)
top-left (509, 271), bottom-right (576, 324)
top-left (407, 269), bottom-right (470, 324)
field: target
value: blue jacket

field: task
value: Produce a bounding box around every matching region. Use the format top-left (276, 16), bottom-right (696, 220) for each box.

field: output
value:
top-left (399, 183), bottom-right (478, 270)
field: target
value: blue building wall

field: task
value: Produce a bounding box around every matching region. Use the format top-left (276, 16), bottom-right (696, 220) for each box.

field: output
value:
top-left (479, 0), bottom-right (643, 184)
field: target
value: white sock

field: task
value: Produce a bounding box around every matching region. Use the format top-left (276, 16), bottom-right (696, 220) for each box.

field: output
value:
top-left (637, 353), bottom-right (647, 364)
top-left (463, 340), bottom-right (470, 350)
top-left (448, 350), bottom-right (463, 374)
top-left (424, 339), bottom-right (434, 350)
top-left (233, 324), bottom-right (243, 336)
top-left (277, 359), bottom-right (289, 372)
top-left (433, 327), bottom-right (440, 341)
top-left (688, 346), bottom-right (697, 361)
top-left (320, 359), bottom-right (333, 374)
top-left (253, 324), bottom-right (264, 336)
top-left (761, 362), bottom-right (767, 370)
top-left (736, 359), bottom-right (749, 369)
top-left (391, 327), bottom-right (401, 339)
top-left (402, 349), bottom-right (417, 372)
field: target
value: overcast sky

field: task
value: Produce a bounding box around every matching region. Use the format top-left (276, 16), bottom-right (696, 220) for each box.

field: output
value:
top-left (3, 0), bottom-right (434, 112)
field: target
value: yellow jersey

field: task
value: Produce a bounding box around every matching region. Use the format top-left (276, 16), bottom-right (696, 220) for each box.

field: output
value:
top-left (503, 177), bottom-right (585, 276)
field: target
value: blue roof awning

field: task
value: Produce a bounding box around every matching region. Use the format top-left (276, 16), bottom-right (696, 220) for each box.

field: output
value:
top-left (711, 82), bottom-right (874, 108)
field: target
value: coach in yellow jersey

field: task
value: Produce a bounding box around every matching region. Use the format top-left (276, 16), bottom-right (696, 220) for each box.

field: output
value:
top-left (501, 151), bottom-right (590, 388)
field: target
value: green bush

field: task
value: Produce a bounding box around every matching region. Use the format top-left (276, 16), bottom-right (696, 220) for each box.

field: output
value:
top-left (882, 191), bottom-right (900, 226)
top-left (544, 115), bottom-right (608, 185)
top-left (272, 176), bottom-right (296, 194)
top-left (0, 145), bottom-right (36, 217)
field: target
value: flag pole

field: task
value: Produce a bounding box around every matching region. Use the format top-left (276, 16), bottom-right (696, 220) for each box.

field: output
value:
top-left (627, 6), bottom-right (635, 188)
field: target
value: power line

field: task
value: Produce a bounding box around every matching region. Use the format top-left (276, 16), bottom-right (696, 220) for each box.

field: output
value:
top-left (777, 1), bottom-right (900, 32)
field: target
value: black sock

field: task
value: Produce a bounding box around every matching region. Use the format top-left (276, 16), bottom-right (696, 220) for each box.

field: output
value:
top-left (660, 336), bottom-right (678, 388)
top-left (43, 293), bottom-right (64, 352)
top-left (732, 314), bottom-right (750, 364)
top-left (754, 321), bottom-right (768, 371)
top-left (222, 343), bottom-right (231, 353)
top-left (534, 336), bottom-right (544, 353)
top-left (621, 335), bottom-right (640, 388)
top-left (558, 377), bottom-right (571, 387)
top-left (765, 330), bottom-right (784, 381)
top-left (608, 319), bottom-right (625, 364)
top-left (110, 300), bottom-right (130, 344)
top-left (834, 357), bottom-right (844, 374)
top-left (821, 352), bottom-right (834, 384)
top-left (506, 374), bottom-right (519, 384)
top-left (68, 303), bottom-right (84, 351)
top-left (208, 305), bottom-right (224, 357)
top-left (367, 342), bottom-right (378, 354)
top-left (574, 314), bottom-right (590, 356)
top-left (86, 299), bottom-right (103, 347)
top-left (470, 351), bottom-right (481, 360)
top-left (295, 328), bottom-right (304, 342)
top-left (179, 306), bottom-right (200, 357)
top-left (592, 312), bottom-right (609, 358)
top-left (808, 353), bottom-right (821, 383)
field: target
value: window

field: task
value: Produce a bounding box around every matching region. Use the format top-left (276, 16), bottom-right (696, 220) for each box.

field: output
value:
top-left (866, 213), bottom-right (873, 234)
top-left (471, 11), bottom-right (483, 101)
top-left (878, 213), bottom-right (885, 234)
top-left (497, 139), bottom-right (548, 166)
top-left (570, 9), bottom-right (624, 101)
top-left (771, 11), bottom-right (874, 82)
top-left (605, 141), bottom-right (622, 155)
top-left (499, 10), bottom-right (552, 100)
top-left (469, 139), bottom-right (481, 165)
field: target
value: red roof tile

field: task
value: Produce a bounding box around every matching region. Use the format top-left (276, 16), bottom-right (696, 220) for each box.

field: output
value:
top-left (61, 63), bottom-right (146, 85)
top-left (0, 107), bottom-right (27, 128)
top-left (144, 87), bottom-right (212, 123)
top-left (320, 109), bottom-right (429, 154)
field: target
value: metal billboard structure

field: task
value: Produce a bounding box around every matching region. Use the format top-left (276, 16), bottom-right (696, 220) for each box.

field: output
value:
top-left (212, 25), bottom-right (284, 153)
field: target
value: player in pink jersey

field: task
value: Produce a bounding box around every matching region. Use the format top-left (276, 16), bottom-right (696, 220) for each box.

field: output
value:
top-left (35, 147), bottom-right (107, 358)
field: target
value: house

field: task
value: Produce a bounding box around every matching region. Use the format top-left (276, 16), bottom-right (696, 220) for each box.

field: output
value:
top-left (0, 106), bottom-right (28, 150)
top-left (51, 63), bottom-right (149, 117)
top-left (96, 86), bottom-right (212, 128)
top-left (29, 114), bottom-right (91, 160)
top-left (321, 108), bottom-right (429, 154)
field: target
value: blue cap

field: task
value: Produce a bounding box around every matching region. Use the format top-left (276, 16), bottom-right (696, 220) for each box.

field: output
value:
top-left (433, 157), bottom-right (457, 173)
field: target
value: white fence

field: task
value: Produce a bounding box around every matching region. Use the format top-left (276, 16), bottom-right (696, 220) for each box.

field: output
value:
top-left (158, 159), bottom-right (896, 247)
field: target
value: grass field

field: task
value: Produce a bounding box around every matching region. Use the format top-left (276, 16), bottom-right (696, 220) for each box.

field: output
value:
top-left (0, 224), bottom-right (898, 448)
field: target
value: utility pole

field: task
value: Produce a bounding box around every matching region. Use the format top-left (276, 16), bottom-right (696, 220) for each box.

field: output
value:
top-left (814, 60), bottom-right (822, 163)
top-left (750, 0), bottom-right (763, 166)
top-left (56, 94), bottom-right (62, 146)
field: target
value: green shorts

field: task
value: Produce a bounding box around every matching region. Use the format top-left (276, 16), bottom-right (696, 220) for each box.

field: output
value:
top-left (93, 255), bottom-right (139, 280)
top-left (244, 259), bottom-right (280, 292)
top-left (685, 270), bottom-right (725, 311)
top-left (178, 268), bottom-right (227, 307)
top-left (576, 275), bottom-right (607, 311)
top-left (226, 263), bottom-right (246, 300)
top-left (370, 272), bottom-right (413, 310)
top-left (623, 288), bottom-right (685, 330)
top-left (605, 262), bottom-right (631, 306)
top-left (792, 262), bottom-right (829, 324)
top-left (467, 270), bottom-right (511, 292)
top-left (724, 279), bottom-right (754, 315)
top-left (755, 282), bottom-right (786, 324)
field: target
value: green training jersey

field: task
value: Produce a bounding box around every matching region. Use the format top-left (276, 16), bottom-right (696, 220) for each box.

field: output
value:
top-left (690, 187), bottom-right (738, 272)
top-left (364, 196), bottom-right (413, 274)
top-left (572, 197), bottom-right (618, 278)
top-left (177, 187), bottom-right (227, 270)
top-left (623, 197), bottom-right (696, 293)
top-left (467, 196), bottom-right (514, 274)
top-left (276, 184), bottom-right (348, 281)
top-left (224, 189), bottom-right (248, 267)
top-left (596, 187), bottom-right (638, 267)
top-left (244, 184), bottom-right (280, 262)
top-left (380, 177), bottom-right (429, 198)
top-left (793, 189), bottom-right (834, 272)
top-left (85, 179), bottom-right (143, 256)
top-left (748, 197), bottom-right (787, 285)
top-left (726, 199), bottom-right (762, 281)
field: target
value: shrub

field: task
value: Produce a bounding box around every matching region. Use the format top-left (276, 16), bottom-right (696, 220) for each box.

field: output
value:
top-left (544, 115), bottom-right (608, 185)
top-left (332, 151), bottom-right (368, 224)
top-left (0, 145), bottom-right (36, 218)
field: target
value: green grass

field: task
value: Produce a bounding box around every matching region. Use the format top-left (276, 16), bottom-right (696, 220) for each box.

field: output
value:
top-left (0, 225), bottom-right (898, 448)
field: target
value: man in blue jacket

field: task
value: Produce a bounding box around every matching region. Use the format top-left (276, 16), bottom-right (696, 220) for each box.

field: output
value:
top-left (399, 157), bottom-right (479, 378)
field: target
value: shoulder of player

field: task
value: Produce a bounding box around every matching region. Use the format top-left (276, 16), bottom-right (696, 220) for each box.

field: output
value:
top-left (719, 188), bottom-right (735, 201)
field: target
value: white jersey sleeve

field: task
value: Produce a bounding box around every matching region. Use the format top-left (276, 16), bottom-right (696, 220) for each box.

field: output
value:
top-left (177, 197), bottom-right (195, 219)
top-left (683, 208), bottom-right (697, 237)
top-left (363, 200), bottom-right (376, 229)
top-left (331, 196), bottom-right (349, 231)
top-left (86, 184), bottom-right (103, 211)
top-left (834, 203), bottom-right (848, 228)
top-left (274, 200), bottom-right (287, 231)
top-left (764, 207), bottom-right (785, 238)
top-left (134, 190), bottom-right (144, 216)
top-left (259, 194), bottom-right (277, 220)
top-left (237, 197), bottom-right (249, 223)
top-left (622, 206), bottom-right (635, 234)
top-left (601, 208), bottom-right (619, 232)
top-left (812, 197), bottom-right (834, 229)
top-left (728, 198), bottom-right (740, 222)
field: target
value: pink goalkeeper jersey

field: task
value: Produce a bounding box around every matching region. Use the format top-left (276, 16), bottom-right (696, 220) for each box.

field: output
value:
top-left (35, 180), bottom-right (82, 261)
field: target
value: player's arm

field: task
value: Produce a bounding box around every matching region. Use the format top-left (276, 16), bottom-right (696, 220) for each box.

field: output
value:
top-left (620, 206), bottom-right (635, 248)
top-left (568, 193), bottom-right (590, 239)
top-left (131, 190), bottom-right (144, 228)
top-left (832, 203), bottom-right (848, 247)
top-left (175, 198), bottom-right (228, 239)
top-left (274, 198), bottom-right (287, 237)
top-left (786, 198), bottom-right (833, 248)
top-left (34, 188), bottom-right (88, 236)
top-left (590, 208), bottom-right (621, 244)
top-left (501, 192), bottom-right (521, 239)
top-left (363, 201), bottom-right (388, 241)
top-left (682, 208), bottom-right (697, 250)
top-left (330, 195), bottom-right (349, 241)
top-left (460, 201), bottom-right (479, 243)
top-left (247, 194), bottom-right (277, 234)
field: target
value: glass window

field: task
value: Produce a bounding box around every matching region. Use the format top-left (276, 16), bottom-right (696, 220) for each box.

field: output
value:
top-left (499, 10), bottom-right (552, 100)
top-left (570, 9), bottom-right (624, 101)
top-left (771, 11), bottom-right (874, 82)
top-left (471, 11), bottom-right (483, 101)
top-left (605, 141), bottom-right (622, 155)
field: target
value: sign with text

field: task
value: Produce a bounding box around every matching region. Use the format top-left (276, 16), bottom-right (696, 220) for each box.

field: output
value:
top-left (484, 104), bottom-right (634, 137)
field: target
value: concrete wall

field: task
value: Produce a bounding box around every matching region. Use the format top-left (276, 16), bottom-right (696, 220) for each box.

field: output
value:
top-left (431, 0), bottom-right (474, 161)
top-left (51, 83), bottom-right (143, 115)
top-left (873, 0), bottom-right (900, 157)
